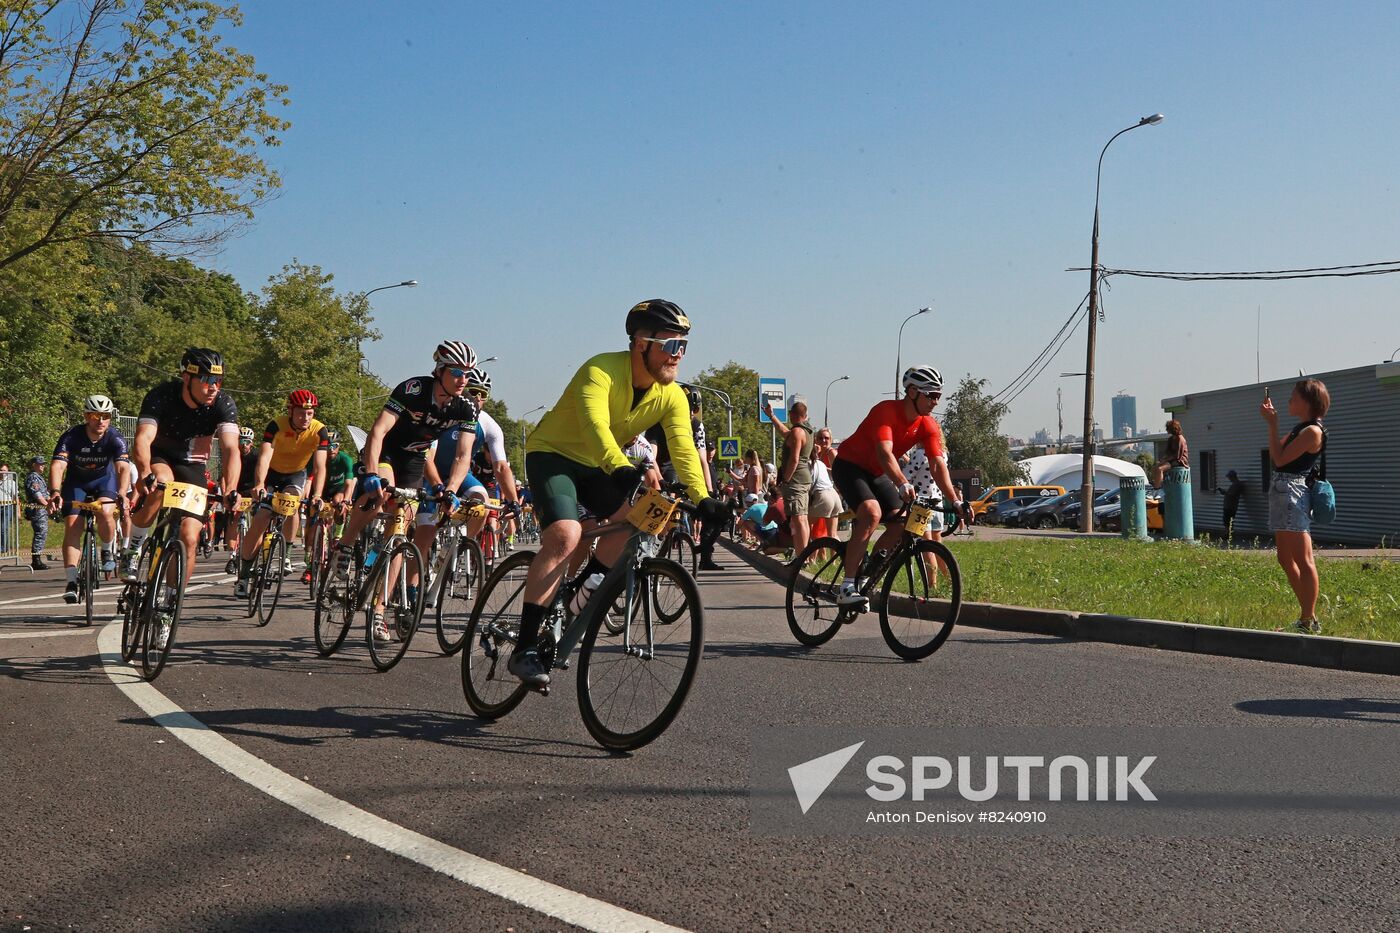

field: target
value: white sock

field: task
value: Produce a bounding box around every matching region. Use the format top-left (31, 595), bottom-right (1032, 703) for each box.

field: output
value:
top-left (842, 576), bottom-right (856, 589)
top-left (65, 567), bottom-right (78, 584)
top-left (129, 524), bottom-right (151, 548)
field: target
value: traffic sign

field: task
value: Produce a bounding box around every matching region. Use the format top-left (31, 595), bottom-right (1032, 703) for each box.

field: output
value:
top-left (758, 377), bottom-right (786, 424)
top-left (716, 436), bottom-right (740, 460)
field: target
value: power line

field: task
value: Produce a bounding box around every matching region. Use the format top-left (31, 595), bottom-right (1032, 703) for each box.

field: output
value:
top-left (1068, 258), bottom-right (1400, 282)
top-left (992, 289), bottom-right (1091, 405)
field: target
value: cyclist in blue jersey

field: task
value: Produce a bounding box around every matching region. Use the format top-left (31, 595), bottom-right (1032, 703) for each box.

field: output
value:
top-left (48, 394), bottom-right (131, 601)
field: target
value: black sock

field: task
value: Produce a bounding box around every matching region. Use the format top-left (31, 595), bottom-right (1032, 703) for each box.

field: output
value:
top-left (575, 554), bottom-right (609, 584)
top-left (517, 601), bottom-right (547, 652)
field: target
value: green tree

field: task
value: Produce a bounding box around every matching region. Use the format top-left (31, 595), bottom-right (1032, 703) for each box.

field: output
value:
top-left (245, 261), bottom-right (383, 436)
top-left (0, 0), bottom-right (290, 271)
top-left (686, 361), bottom-right (777, 471)
top-left (941, 376), bottom-right (1028, 487)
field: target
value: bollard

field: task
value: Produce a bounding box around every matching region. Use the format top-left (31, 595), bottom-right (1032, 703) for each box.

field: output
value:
top-left (1120, 476), bottom-right (1149, 540)
top-left (1162, 466), bottom-right (1194, 540)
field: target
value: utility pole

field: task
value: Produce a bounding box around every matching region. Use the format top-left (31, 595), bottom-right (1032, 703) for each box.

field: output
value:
top-left (1057, 387), bottom-right (1063, 450)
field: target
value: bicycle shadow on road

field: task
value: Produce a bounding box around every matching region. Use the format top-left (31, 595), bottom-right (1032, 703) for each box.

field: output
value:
top-left (1235, 697), bottom-right (1400, 724)
top-left (168, 635), bottom-right (387, 677)
top-left (120, 702), bottom-right (608, 759)
top-left (702, 637), bottom-right (905, 665)
top-left (0, 649), bottom-right (111, 687)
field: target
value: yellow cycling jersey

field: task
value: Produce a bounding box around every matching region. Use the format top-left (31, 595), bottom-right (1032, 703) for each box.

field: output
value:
top-left (526, 351), bottom-right (708, 504)
top-left (262, 415), bottom-right (330, 474)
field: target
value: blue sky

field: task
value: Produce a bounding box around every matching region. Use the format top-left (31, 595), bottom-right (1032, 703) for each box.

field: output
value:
top-left (214, 1), bottom-right (1400, 438)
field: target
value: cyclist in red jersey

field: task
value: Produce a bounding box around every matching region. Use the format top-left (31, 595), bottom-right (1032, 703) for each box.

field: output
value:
top-left (830, 365), bottom-right (971, 610)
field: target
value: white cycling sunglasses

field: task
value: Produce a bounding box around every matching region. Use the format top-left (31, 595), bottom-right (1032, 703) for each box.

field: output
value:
top-left (637, 336), bottom-right (688, 357)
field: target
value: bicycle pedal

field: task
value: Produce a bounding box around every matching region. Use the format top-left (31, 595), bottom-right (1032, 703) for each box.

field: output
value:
top-left (557, 659), bottom-right (570, 671)
top-left (529, 684), bottom-right (550, 696)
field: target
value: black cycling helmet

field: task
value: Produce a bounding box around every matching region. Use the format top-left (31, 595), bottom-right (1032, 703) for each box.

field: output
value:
top-left (687, 388), bottom-right (703, 410)
top-left (180, 347), bottom-right (225, 377)
top-left (625, 299), bottom-right (691, 337)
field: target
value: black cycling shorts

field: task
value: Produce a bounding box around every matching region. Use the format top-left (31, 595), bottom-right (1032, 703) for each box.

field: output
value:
top-left (265, 468), bottom-right (307, 493)
top-left (526, 451), bottom-right (627, 530)
top-left (354, 449), bottom-right (426, 498)
top-left (831, 458), bottom-right (903, 523)
top-left (149, 454), bottom-right (207, 488)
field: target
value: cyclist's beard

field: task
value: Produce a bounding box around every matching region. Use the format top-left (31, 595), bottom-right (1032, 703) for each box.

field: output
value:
top-left (643, 345), bottom-right (680, 385)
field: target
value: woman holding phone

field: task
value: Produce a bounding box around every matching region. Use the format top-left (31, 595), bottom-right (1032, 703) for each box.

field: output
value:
top-left (1261, 379), bottom-right (1330, 633)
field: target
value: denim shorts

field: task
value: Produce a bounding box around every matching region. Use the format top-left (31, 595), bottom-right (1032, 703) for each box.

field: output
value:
top-left (1268, 472), bottom-right (1311, 533)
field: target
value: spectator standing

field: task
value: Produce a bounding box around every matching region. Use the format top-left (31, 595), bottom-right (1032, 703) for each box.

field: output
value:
top-left (1220, 469), bottom-right (1245, 535)
top-left (766, 394), bottom-right (815, 557)
top-left (807, 439), bottom-right (843, 540)
top-left (729, 448), bottom-right (764, 499)
top-left (0, 464), bottom-right (15, 557)
top-left (812, 428), bottom-right (837, 470)
top-left (1153, 420), bottom-right (1189, 487)
top-left (23, 455), bottom-right (50, 570)
top-left (1261, 379), bottom-right (1329, 634)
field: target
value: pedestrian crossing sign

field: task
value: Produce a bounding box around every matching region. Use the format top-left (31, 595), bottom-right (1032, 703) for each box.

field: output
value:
top-left (717, 436), bottom-right (740, 460)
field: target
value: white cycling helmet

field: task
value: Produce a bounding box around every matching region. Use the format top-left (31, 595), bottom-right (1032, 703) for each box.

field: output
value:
top-left (433, 340), bottom-right (476, 371)
top-left (239, 426), bottom-right (255, 443)
top-left (464, 367), bottom-right (492, 393)
top-left (902, 365), bottom-right (944, 395)
top-left (83, 394), bottom-right (115, 415)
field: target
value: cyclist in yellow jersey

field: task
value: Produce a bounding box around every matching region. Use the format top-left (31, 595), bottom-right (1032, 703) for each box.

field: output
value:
top-left (234, 389), bottom-right (329, 597)
top-left (509, 299), bottom-right (730, 686)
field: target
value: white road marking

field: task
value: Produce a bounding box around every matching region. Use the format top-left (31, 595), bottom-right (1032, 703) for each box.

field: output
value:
top-left (96, 620), bottom-right (689, 933)
top-left (0, 581), bottom-right (229, 639)
top-left (0, 571), bottom-right (230, 606)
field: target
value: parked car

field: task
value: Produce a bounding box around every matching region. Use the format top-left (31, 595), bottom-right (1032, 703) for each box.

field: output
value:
top-left (1011, 490), bottom-right (1084, 529)
top-left (971, 484), bottom-right (1065, 518)
top-left (1099, 489), bottom-right (1164, 532)
top-left (984, 493), bottom-right (1054, 526)
top-left (1060, 488), bottom-right (1118, 527)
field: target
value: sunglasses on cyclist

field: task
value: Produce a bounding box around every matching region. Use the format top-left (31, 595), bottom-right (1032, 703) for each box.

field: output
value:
top-left (85, 412), bottom-right (113, 421)
top-left (467, 388), bottom-right (488, 398)
top-left (196, 374), bottom-right (223, 386)
top-left (444, 367), bottom-right (470, 379)
top-left (637, 336), bottom-right (688, 357)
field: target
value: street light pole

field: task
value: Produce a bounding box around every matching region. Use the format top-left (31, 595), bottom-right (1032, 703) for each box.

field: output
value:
top-left (1079, 114), bottom-right (1162, 533)
top-left (687, 382), bottom-right (734, 440)
top-left (358, 279), bottom-right (418, 425)
top-left (895, 306), bottom-right (933, 395)
top-left (824, 375), bottom-right (849, 428)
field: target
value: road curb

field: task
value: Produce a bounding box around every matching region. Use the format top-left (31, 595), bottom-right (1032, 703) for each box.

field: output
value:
top-left (717, 538), bottom-right (1400, 676)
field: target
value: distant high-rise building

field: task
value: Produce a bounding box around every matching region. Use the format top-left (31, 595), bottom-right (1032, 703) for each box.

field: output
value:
top-left (1033, 428), bottom-right (1051, 445)
top-left (1112, 393), bottom-right (1137, 439)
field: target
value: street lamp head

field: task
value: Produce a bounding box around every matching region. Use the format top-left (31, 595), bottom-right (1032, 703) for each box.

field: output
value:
top-left (402, 280), bottom-right (418, 287)
top-left (840, 375), bottom-right (850, 381)
top-left (917, 306), bottom-right (932, 315)
top-left (1140, 113), bottom-right (1164, 126)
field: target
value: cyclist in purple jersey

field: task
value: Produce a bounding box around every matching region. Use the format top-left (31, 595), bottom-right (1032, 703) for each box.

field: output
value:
top-left (122, 348), bottom-right (242, 594)
top-left (48, 395), bottom-right (131, 600)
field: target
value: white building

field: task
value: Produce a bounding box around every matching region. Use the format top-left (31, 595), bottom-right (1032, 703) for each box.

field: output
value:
top-left (1018, 453), bottom-right (1147, 490)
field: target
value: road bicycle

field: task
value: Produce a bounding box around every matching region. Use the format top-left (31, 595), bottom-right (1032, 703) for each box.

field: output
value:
top-left (305, 499), bottom-right (342, 594)
top-left (461, 482), bottom-right (705, 751)
top-left (245, 490), bottom-right (300, 627)
top-left (67, 498), bottom-right (113, 626)
top-left (659, 521), bottom-right (698, 576)
top-left (425, 498), bottom-right (495, 655)
top-left (117, 480), bottom-right (208, 681)
top-left (784, 495), bottom-right (963, 660)
top-left (312, 485), bottom-right (426, 670)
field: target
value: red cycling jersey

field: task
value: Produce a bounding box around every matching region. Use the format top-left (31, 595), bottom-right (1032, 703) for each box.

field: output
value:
top-left (836, 400), bottom-right (944, 476)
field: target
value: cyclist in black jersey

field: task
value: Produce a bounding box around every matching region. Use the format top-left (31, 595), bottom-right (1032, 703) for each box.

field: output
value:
top-left (123, 348), bottom-right (242, 590)
top-left (330, 340), bottom-right (480, 639)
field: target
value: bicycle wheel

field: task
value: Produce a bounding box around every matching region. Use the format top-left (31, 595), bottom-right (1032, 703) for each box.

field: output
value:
top-left (665, 530), bottom-right (697, 576)
top-left (120, 544), bottom-right (155, 662)
top-left (784, 536), bottom-right (850, 647)
top-left (256, 534), bottom-right (286, 628)
top-left (577, 558), bottom-right (703, 751)
top-left (307, 517), bottom-right (330, 594)
top-left (80, 526), bottom-right (97, 627)
top-left (366, 540), bottom-right (424, 672)
top-left (140, 541), bottom-right (185, 681)
top-left (878, 539), bottom-right (961, 661)
top-left (313, 545), bottom-right (354, 656)
top-left (461, 550), bottom-right (533, 718)
top-left (436, 536), bottom-right (484, 655)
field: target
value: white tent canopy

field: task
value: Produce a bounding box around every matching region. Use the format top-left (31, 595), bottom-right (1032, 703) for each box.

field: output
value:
top-left (1018, 454), bottom-right (1147, 490)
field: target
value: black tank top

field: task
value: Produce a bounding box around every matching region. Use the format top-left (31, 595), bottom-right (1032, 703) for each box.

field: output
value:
top-left (1278, 420), bottom-right (1325, 475)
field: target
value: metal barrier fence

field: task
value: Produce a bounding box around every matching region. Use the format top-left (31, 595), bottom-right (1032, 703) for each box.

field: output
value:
top-left (0, 470), bottom-right (19, 567)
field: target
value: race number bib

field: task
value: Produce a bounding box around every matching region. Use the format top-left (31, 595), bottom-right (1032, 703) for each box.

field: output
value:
top-left (452, 502), bottom-right (488, 523)
top-left (236, 496), bottom-right (253, 513)
top-left (905, 502), bottom-right (933, 536)
top-left (162, 482), bottom-right (208, 515)
top-left (626, 489), bottom-right (677, 536)
top-left (271, 491), bottom-right (301, 517)
top-left (391, 511), bottom-right (408, 537)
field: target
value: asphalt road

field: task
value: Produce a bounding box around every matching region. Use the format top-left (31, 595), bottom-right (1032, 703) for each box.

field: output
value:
top-left (2, 544), bottom-right (1398, 932)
